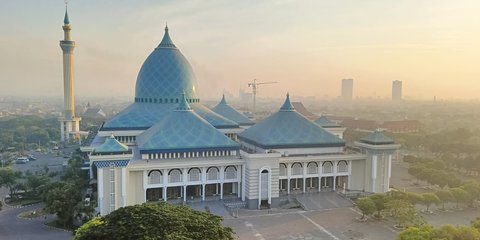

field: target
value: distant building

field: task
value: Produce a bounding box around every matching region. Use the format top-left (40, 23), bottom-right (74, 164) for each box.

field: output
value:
top-left (341, 79), bottom-right (353, 99)
top-left (380, 120), bottom-right (423, 133)
top-left (83, 104), bottom-right (107, 119)
top-left (392, 80), bottom-right (402, 101)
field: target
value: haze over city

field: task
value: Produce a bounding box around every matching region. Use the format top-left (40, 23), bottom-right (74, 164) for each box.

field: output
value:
top-left (1, 0), bottom-right (480, 100)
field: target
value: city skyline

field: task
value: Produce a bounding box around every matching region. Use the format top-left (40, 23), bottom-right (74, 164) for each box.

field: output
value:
top-left (1, 1), bottom-right (480, 100)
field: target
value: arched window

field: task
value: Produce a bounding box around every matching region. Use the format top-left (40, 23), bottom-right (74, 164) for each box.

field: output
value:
top-left (307, 162), bottom-right (318, 174)
top-left (292, 162), bottom-right (302, 175)
top-left (224, 166), bottom-right (237, 179)
top-left (168, 169), bottom-right (182, 183)
top-left (322, 161), bottom-right (333, 173)
top-left (188, 168), bottom-right (201, 182)
top-left (148, 170), bottom-right (162, 184)
top-left (338, 161), bottom-right (348, 173)
top-left (207, 167), bottom-right (219, 180)
top-left (279, 163), bottom-right (287, 176)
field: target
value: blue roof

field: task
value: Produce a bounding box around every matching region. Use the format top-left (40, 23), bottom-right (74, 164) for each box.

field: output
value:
top-left (314, 116), bottom-right (339, 128)
top-left (102, 102), bottom-right (239, 131)
top-left (135, 26), bottom-right (199, 102)
top-left (94, 160), bottom-right (130, 168)
top-left (94, 135), bottom-right (129, 154)
top-left (238, 94), bottom-right (345, 149)
top-left (360, 130), bottom-right (395, 145)
top-left (212, 95), bottom-right (254, 126)
top-left (137, 95), bottom-right (239, 153)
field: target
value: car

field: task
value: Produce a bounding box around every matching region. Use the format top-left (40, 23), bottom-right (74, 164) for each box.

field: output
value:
top-left (15, 157), bottom-right (29, 164)
top-left (52, 146), bottom-right (59, 150)
top-left (27, 155), bottom-right (36, 161)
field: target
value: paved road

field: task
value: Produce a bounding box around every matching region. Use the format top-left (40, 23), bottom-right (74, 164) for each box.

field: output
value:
top-left (295, 192), bottom-right (353, 211)
top-left (0, 204), bottom-right (72, 240)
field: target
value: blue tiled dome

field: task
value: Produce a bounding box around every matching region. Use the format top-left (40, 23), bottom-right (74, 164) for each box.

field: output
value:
top-left (134, 26), bottom-right (199, 103)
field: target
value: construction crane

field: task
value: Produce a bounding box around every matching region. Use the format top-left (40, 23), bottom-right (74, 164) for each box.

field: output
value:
top-left (247, 79), bottom-right (277, 117)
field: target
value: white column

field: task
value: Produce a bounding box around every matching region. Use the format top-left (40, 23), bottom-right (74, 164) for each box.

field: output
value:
top-left (97, 168), bottom-right (104, 215)
top-left (286, 163), bottom-right (291, 195)
top-left (237, 165), bottom-right (241, 198)
top-left (388, 155), bottom-right (392, 178)
top-left (372, 156), bottom-right (377, 192)
top-left (241, 165), bottom-right (246, 201)
top-left (163, 169), bottom-right (168, 200)
top-left (202, 167), bottom-right (206, 201)
top-left (347, 160), bottom-right (352, 189)
top-left (121, 168), bottom-right (127, 207)
top-left (183, 168), bottom-right (187, 202)
top-left (302, 162), bottom-right (307, 193)
top-left (220, 166), bottom-right (224, 200)
top-left (333, 161), bottom-right (337, 191)
top-left (142, 170), bottom-right (147, 203)
top-left (258, 169), bottom-right (262, 209)
top-left (318, 162), bottom-right (322, 192)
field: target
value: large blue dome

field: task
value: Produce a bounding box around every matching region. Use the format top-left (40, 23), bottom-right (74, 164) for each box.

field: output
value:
top-left (134, 26), bottom-right (199, 103)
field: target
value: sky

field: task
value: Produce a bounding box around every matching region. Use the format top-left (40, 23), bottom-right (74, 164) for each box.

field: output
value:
top-left (1, 0), bottom-right (480, 100)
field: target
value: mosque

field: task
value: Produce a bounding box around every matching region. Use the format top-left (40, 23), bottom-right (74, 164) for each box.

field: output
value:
top-left (74, 12), bottom-right (400, 215)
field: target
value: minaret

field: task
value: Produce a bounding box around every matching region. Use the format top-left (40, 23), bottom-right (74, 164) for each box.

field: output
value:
top-left (59, 6), bottom-right (81, 141)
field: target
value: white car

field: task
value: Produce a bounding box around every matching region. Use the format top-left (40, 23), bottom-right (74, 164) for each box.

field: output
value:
top-left (15, 157), bottom-right (29, 164)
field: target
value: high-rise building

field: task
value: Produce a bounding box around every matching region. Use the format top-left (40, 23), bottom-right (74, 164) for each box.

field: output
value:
top-left (392, 80), bottom-right (402, 101)
top-left (59, 7), bottom-right (81, 141)
top-left (341, 79), bottom-right (353, 99)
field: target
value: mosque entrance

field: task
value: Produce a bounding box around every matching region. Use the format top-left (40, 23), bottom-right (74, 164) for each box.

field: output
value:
top-left (167, 186), bottom-right (182, 200)
top-left (223, 183), bottom-right (235, 196)
top-left (289, 178), bottom-right (303, 193)
top-left (336, 176), bottom-right (348, 190)
top-left (205, 183), bottom-right (220, 197)
top-left (186, 185), bottom-right (202, 200)
top-left (146, 188), bottom-right (163, 202)
top-left (306, 177), bottom-right (319, 191)
top-left (321, 177), bottom-right (334, 191)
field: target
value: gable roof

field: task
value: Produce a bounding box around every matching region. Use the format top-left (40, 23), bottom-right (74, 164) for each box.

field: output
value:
top-left (212, 95), bottom-right (254, 126)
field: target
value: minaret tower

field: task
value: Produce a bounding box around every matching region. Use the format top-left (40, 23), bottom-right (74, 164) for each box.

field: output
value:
top-left (59, 5), bottom-right (81, 141)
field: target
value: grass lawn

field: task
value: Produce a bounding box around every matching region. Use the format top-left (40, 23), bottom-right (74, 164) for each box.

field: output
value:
top-left (6, 198), bottom-right (42, 206)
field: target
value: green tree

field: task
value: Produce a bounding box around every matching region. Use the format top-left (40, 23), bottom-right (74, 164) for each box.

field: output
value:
top-left (43, 182), bottom-right (83, 228)
top-left (0, 168), bottom-right (23, 200)
top-left (421, 193), bottom-right (440, 212)
top-left (450, 187), bottom-right (470, 208)
top-left (369, 193), bottom-right (388, 217)
top-left (386, 199), bottom-right (418, 227)
top-left (397, 225), bottom-right (433, 240)
top-left (461, 182), bottom-right (480, 205)
top-left (26, 174), bottom-right (50, 196)
top-left (356, 197), bottom-right (376, 219)
top-left (407, 192), bottom-right (424, 205)
top-left (74, 202), bottom-right (235, 240)
top-left (435, 190), bottom-right (454, 210)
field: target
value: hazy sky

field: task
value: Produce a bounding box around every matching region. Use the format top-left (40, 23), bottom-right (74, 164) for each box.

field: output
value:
top-left (1, 0), bottom-right (480, 100)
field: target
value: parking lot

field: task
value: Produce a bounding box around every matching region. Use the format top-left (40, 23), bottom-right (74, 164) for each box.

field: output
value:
top-left (224, 207), bottom-right (398, 240)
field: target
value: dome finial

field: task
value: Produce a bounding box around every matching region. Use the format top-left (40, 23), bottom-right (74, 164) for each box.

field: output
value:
top-left (280, 92), bottom-right (295, 111)
top-left (63, 2), bottom-right (70, 25)
top-left (176, 91), bottom-right (192, 111)
top-left (158, 23), bottom-right (176, 49)
top-left (220, 94), bottom-right (227, 104)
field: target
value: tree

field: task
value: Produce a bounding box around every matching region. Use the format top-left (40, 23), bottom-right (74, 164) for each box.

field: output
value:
top-left (450, 187), bottom-right (470, 208)
top-left (397, 225), bottom-right (433, 240)
top-left (369, 193), bottom-right (388, 217)
top-left (435, 190), bottom-right (454, 210)
top-left (421, 193), bottom-right (440, 212)
top-left (74, 202), bottom-right (235, 240)
top-left (407, 192), bottom-right (424, 205)
top-left (0, 168), bottom-right (23, 200)
top-left (356, 197), bottom-right (376, 219)
top-left (43, 182), bottom-right (83, 228)
top-left (386, 199), bottom-right (418, 227)
top-left (461, 182), bottom-right (480, 205)
top-left (26, 174), bottom-right (50, 196)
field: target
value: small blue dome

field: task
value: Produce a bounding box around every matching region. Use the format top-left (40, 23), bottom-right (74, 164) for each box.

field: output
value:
top-left (135, 26), bottom-right (199, 102)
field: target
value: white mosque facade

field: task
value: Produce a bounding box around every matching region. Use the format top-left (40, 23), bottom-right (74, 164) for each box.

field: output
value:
top-left (83, 26), bottom-right (400, 216)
